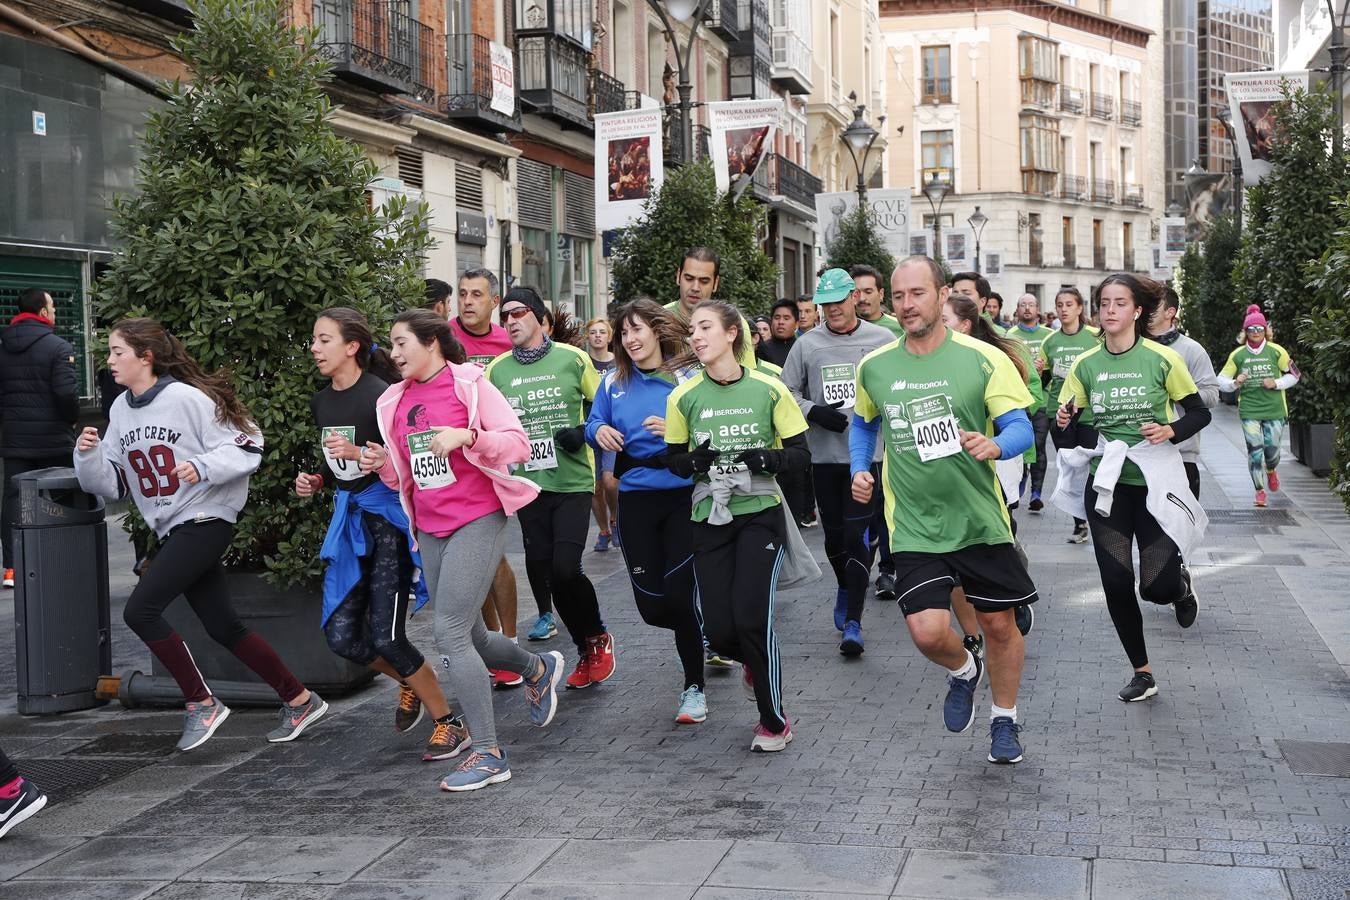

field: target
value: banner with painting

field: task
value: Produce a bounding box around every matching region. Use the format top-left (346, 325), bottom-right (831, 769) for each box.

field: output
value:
top-left (708, 99), bottom-right (784, 194)
top-left (594, 107), bottom-right (665, 232)
top-left (1223, 70), bottom-right (1310, 185)
top-left (814, 189), bottom-right (913, 263)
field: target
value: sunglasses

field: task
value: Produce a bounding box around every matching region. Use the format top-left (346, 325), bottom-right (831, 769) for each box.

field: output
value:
top-left (500, 307), bottom-right (533, 323)
top-left (1246, 325), bottom-right (1266, 332)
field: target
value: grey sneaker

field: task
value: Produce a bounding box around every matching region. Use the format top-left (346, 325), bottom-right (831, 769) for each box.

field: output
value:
top-left (177, 699), bottom-right (231, 752)
top-left (266, 692), bottom-right (329, 743)
top-left (439, 749), bottom-right (512, 792)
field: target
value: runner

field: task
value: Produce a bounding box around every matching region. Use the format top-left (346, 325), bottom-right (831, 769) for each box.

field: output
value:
top-left (796, 295), bottom-right (818, 334)
top-left (949, 271), bottom-right (1005, 336)
top-left (584, 317), bottom-right (620, 553)
top-left (295, 307), bottom-right (461, 761)
top-left (75, 318), bottom-right (328, 752)
top-left (850, 264), bottom-right (905, 339)
top-left (851, 257), bottom-right (1037, 764)
top-left (363, 308), bottom-right (565, 791)
top-left (758, 298), bottom-right (799, 367)
top-left (1148, 288), bottom-right (1219, 499)
top-left (664, 300), bottom-right (811, 751)
top-left (780, 268), bottom-right (892, 655)
top-left (1217, 304), bottom-right (1299, 508)
top-left (1007, 294), bottom-right (1055, 511)
top-left (1056, 273), bottom-right (1210, 703)
top-left (586, 299), bottom-right (707, 723)
top-left (752, 316), bottom-right (772, 349)
top-left (485, 287), bottom-right (616, 690)
top-left (0, 745), bottom-right (44, 839)
top-left (1041, 287), bottom-right (1100, 543)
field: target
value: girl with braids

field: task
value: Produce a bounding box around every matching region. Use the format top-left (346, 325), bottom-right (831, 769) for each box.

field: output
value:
top-left (358, 309), bottom-right (565, 792)
top-left (294, 308), bottom-right (459, 762)
top-left (584, 300), bottom-right (707, 724)
top-left (75, 318), bottom-right (328, 752)
top-left (1056, 274), bottom-right (1210, 703)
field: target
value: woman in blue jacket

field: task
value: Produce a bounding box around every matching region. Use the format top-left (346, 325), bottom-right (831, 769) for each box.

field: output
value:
top-left (586, 299), bottom-right (706, 725)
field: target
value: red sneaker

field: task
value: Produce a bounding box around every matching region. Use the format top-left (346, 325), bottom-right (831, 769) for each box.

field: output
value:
top-left (2, 568), bottom-right (12, 589)
top-left (1254, 489), bottom-right (1267, 508)
top-left (586, 632), bottom-right (616, 684)
top-left (490, 668), bottom-right (523, 690)
top-left (565, 654), bottom-right (592, 690)
top-left (1267, 469), bottom-right (1280, 492)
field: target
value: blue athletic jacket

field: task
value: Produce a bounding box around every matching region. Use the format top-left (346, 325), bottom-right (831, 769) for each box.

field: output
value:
top-left (585, 364), bottom-right (694, 493)
top-left (319, 480), bottom-right (429, 627)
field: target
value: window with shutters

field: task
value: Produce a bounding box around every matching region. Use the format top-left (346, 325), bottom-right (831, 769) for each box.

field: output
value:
top-left (517, 159), bottom-right (554, 231)
top-left (396, 147), bottom-right (424, 189)
top-left (455, 162), bottom-right (483, 211)
top-left (561, 170), bottom-right (595, 237)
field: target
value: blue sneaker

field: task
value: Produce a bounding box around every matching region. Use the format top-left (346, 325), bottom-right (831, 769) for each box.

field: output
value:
top-left (593, 533), bottom-right (611, 552)
top-left (439, 748), bottom-right (511, 792)
top-left (611, 524), bottom-right (621, 549)
top-left (988, 716), bottom-right (1024, 764)
top-left (675, 685), bottom-right (707, 724)
top-left (839, 620), bottom-right (864, 656)
top-left (943, 654), bottom-right (983, 733)
top-left (524, 650), bottom-right (564, 727)
top-left (527, 612), bottom-right (557, 641)
top-left (833, 588), bottom-right (848, 632)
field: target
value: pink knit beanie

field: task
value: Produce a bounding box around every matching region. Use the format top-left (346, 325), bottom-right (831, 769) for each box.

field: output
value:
top-left (1243, 304), bottom-right (1267, 331)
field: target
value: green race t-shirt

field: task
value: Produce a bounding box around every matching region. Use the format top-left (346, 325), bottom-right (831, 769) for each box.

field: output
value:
top-left (866, 313), bottom-right (906, 339)
top-left (485, 342), bottom-right (600, 493)
top-left (754, 358), bottom-right (783, 377)
top-left (1041, 325), bottom-right (1101, 416)
top-left (1060, 338), bottom-right (1198, 485)
top-left (665, 367), bottom-right (807, 523)
top-left (854, 329), bottom-right (1033, 553)
top-left (1220, 341), bottom-right (1293, 421)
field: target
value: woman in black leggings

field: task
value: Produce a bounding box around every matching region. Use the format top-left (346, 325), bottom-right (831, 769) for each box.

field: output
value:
top-left (0, 745), bottom-right (44, 839)
top-left (585, 300), bottom-right (706, 724)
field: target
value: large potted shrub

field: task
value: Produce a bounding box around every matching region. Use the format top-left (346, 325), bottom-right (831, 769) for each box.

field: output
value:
top-left (1305, 203), bottom-right (1350, 508)
top-left (95, 0), bottom-right (431, 690)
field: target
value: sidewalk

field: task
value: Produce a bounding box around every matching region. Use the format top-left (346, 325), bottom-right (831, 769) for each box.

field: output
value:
top-left (0, 403), bottom-right (1347, 899)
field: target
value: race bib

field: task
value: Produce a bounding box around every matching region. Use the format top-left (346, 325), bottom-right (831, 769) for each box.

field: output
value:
top-left (406, 430), bottom-right (457, 490)
top-left (1052, 359), bottom-right (1070, 380)
top-left (820, 363), bottom-right (857, 409)
top-left (908, 394), bottom-right (962, 462)
top-left (525, 436), bottom-right (557, 471)
top-left (321, 426), bottom-right (363, 482)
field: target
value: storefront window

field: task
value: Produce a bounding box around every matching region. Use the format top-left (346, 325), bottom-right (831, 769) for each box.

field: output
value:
top-left (552, 236), bottom-right (593, 319)
top-left (521, 227), bottom-right (550, 298)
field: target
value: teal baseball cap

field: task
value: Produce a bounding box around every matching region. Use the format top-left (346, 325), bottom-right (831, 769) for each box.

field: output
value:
top-left (814, 267), bottom-right (855, 304)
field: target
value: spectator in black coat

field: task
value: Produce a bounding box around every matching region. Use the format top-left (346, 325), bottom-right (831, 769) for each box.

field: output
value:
top-left (0, 288), bottom-right (78, 585)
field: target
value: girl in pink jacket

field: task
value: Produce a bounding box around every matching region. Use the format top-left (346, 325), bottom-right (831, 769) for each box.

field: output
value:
top-left (359, 309), bottom-right (564, 793)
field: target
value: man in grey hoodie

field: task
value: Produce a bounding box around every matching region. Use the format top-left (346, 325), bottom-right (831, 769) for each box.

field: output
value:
top-left (781, 268), bottom-right (893, 656)
top-left (1149, 288), bottom-right (1219, 498)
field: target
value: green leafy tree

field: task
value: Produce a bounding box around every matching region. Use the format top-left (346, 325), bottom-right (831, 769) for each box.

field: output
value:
top-left (610, 161), bottom-right (779, 316)
top-left (1177, 212), bottom-right (1243, 372)
top-left (96, 0), bottom-right (431, 587)
top-left (825, 205), bottom-right (896, 300)
top-left (1304, 197), bottom-right (1350, 512)
top-left (1231, 85), bottom-right (1350, 423)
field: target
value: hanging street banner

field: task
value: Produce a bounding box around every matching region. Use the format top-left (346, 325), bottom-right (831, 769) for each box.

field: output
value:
top-left (1161, 216), bottom-right (1187, 263)
top-left (815, 189), bottom-right (913, 263)
top-left (943, 226), bottom-right (974, 271)
top-left (1223, 70), bottom-right (1310, 185)
top-left (708, 99), bottom-right (784, 194)
top-left (594, 107), bottom-right (665, 232)
top-left (489, 42), bottom-right (516, 116)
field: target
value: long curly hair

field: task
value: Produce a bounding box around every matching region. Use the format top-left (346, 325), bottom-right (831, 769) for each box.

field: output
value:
top-left (610, 299), bottom-right (691, 384)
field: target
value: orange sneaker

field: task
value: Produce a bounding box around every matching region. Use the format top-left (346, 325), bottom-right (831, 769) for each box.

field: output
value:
top-left (565, 653), bottom-right (592, 690)
top-left (2, 569), bottom-right (12, 589)
top-left (586, 632), bottom-right (616, 684)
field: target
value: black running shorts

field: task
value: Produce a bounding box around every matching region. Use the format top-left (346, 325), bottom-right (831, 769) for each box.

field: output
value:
top-left (890, 543), bottom-right (1038, 616)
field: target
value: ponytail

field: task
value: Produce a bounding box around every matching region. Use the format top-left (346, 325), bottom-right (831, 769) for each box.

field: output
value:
top-left (943, 295), bottom-right (1029, 383)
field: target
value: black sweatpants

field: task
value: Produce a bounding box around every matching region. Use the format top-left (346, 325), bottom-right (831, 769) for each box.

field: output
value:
top-left (2, 455), bottom-right (70, 569)
top-left (813, 463), bottom-right (875, 622)
top-left (1184, 462), bottom-right (1201, 501)
top-left (1085, 475), bottom-right (1187, 669)
top-left (1051, 418), bottom-right (1099, 528)
top-left (617, 487), bottom-right (704, 690)
top-left (1028, 409), bottom-right (1051, 495)
top-left (692, 505), bottom-right (787, 733)
top-left (518, 490), bottom-right (603, 654)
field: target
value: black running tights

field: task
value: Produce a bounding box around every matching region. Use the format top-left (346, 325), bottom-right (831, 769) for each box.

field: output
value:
top-left (813, 463), bottom-right (875, 622)
top-left (519, 491), bottom-right (604, 655)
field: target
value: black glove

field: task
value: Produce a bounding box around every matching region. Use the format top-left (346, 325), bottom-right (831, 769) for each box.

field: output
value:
top-left (807, 401), bottom-right (849, 433)
top-left (613, 450), bottom-right (668, 479)
top-left (735, 447), bottom-right (783, 474)
top-left (668, 439), bottom-right (718, 478)
top-left (553, 425), bottom-right (586, 453)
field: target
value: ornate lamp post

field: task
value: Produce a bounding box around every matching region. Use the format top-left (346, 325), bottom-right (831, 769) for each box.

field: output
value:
top-left (923, 171), bottom-right (950, 261)
top-left (967, 205), bottom-right (988, 274)
top-left (1216, 106), bottom-right (1244, 229)
top-left (841, 91), bottom-right (881, 203)
top-left (647, 0), bottom-right (708, 165)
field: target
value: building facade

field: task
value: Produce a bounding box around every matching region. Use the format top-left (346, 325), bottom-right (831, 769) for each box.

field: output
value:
top-left (880, 0), bottom-right (1160, 311)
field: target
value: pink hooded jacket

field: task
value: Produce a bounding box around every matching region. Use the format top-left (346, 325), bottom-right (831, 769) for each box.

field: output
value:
top-left (374, 362), bottom-right (540, 542)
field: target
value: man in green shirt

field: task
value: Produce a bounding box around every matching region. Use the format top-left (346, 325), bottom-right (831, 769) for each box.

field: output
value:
top-left (1007, 293), bottom-right (1055, 510)
top-left (950, 272), bottom-right (1005, 336)
top-left (485, 286), bottom-right (615, 691)
top-left (849, 263), bottom-right (905, 339)
top-left (851, 256), bottom-right (1038, 764)
top-left (663, 246), bottom-right (758, 370)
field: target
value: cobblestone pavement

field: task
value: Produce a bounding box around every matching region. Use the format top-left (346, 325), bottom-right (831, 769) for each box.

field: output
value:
top-left (0, 405), bottom-right (1348, 899)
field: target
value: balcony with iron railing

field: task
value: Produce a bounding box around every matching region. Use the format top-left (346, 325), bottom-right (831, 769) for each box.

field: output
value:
top-left (517, 31), bottom-right (590, 130)
top-left (1058, 85), bottom-right (1083, 114)
top-left (1090, 92), bottom-right (1114, 120)
top-left (591, 69), bottom-right (625, 116)
top-left (666, 124), bottom-right (712, 166)
top-left (1059, 174), bottom-right (1086, 200)
top-left (707, 0), bottom-right (739, 40)
top-left (313, 0), bottom-right (435, 101)
top-left (1029, 236), bottom-right (1044, 268)
top-left (1120, 99), bottom-right (1141, 126)
top-left (1091, 178), bottom-right (1116, 203)
top-left (1121, 183), bottom-right (1144, 207)
top-left (1064, 244), bottom-right (1077, 268)
top-left (922, 76), bottom-right (951, 104)
top-left (443, 32), bottom-right (522, 132)
top-left (771, 29), bottom-right (812, 94)
top-left (1093, 244), bottom-right (1106, 269)
top-left (773, 153), bottom-right (822, 209)
top-left (1123, 248), bottom-right (1136, 270)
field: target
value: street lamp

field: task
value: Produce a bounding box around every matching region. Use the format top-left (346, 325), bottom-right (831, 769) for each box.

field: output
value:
top-left (1327, 1), bottom-right (1350, 157)
top-left (647, 0), bottom-right (709, 166)
top-left (841, 91), bottom-right (881, 203)
top-left (967, 206), bottom-right (989, 274)
top-left (923, 171), bottom-right (950, 261)
top-left (1216, 106), bottom-right (1244, 228)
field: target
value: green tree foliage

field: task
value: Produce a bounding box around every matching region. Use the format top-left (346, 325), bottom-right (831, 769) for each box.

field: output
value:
top-left (1176, 212), bottom-right (1243, 372)
top-left (825, 206), bottom-right (896, 302)
top-left (1231, 86), bottom-right (1350, 424)
top-left (96, 0), bottom-right (431, 587)
top-left (1304, 198), bottom-right (1350, 513)
top-left (610, 161), bottom-right (779, 315)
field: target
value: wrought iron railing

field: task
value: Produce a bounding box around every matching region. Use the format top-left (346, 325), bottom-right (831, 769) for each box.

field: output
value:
top-left (1058, 85), bottom-right (1083, 114)
top-left (1093, 244), bottom-right (1107, 269)
top-left (443, 32), bottom-right (519, 126)
top-left (1091, 178), bottom-right (1116, 202)
top-left (517, 31), bottom-right (589, 126)
top-left (313, 0), bottom-right (434, 101)
top-left (1089, 91), bottom-right (1114, 120)
top-left (1120, 99), bottom-right (1142, 126)
top-left (1059, 174), bottom-right (1086, 200)
top-left (771, 153), bottom-right (822, 208)
top-left (591, 69), bottom-right (625, 116)
top-left (1121, 183), bottom-right (1144, 207)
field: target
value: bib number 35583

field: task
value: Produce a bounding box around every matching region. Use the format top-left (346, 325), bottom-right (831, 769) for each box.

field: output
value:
top-left (908, 394), bottom-right (962, 462)
top-left (820, 363), bottom-right (857, 409)
top-left (406, 430), bottom-right (457, 490)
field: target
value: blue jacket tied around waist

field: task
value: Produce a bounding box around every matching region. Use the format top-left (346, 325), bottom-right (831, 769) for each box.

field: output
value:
top-left (320, 481), bottom-right (429, 627)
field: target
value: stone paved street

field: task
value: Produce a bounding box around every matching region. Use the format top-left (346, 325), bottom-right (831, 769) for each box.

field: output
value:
top-left (1, 404), bottom-right (1348, 899)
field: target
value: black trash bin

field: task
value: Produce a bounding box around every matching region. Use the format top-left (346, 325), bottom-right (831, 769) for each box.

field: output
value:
top-left (13, 467), bottom-right (111, 715)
